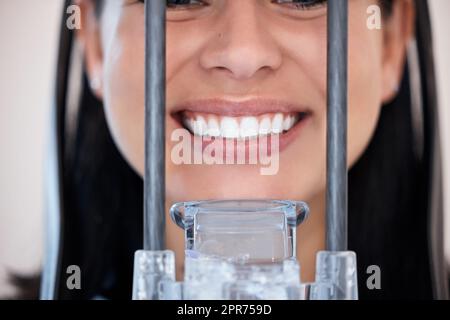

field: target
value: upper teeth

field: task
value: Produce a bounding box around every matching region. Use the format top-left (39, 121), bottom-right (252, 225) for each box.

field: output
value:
top-left (182, 113), bottom-right (300, 139)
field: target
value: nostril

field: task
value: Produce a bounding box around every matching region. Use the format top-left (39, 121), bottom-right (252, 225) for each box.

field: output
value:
top-left (212, 66), bottom-right (235, 78)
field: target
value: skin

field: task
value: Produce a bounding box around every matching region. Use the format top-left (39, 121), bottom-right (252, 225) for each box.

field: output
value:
top-left (77, 0), bottom-right (415, 282)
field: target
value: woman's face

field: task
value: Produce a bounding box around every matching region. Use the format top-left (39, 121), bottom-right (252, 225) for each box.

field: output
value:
top-left (80, 0), bottom-right (412, 206)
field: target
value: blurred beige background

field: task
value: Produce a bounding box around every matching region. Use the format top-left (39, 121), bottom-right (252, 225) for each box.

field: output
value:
top-left (0, 0), bottom-right (449, 297)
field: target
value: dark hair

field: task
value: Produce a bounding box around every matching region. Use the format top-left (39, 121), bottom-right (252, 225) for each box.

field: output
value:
top-left (95, 0), bottom-right (104, 17)
top-left (348, 1), bottom-right (448, 299)
top-left (38, 0), bottom-right (448, 299)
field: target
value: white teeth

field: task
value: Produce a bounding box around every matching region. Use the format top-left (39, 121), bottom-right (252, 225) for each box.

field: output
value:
top-left (182, 118), bottom-right (194, 132)
top-left (221, 117), bottom-right (240, 139)
top-left (192, 116), bottom-right (208, 136)
top-left (272, 113), bottom-right (284, 134)
top-left (240, 117), bottom-right (259, 138)
top-left (184, 113), bottom-right (301, 138)
top-left (259, 117), bottom-right (271, 136)
top-left (283, 115), bottom-right (293, 131)
top-left (207, 118), bottom-right (221, 137)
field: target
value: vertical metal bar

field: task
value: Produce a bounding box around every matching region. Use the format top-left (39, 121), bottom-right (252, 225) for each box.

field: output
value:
top-left (326, 0), bottom-right (349, 252)
top-left (144, 0), bottom-right (166, 251)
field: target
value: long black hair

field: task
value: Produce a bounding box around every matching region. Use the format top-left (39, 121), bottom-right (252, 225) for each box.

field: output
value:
top-left (40, 0), bottom-right (448, 299)
top-left (348, 0), bottom-right (447, 299)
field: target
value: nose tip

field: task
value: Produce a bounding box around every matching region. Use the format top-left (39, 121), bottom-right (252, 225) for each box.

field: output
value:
top-left (206, 46), bottom-right (280, 81)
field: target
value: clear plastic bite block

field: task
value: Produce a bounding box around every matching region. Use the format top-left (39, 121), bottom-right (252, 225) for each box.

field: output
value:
top-left (132, 250), bottom-right (175, 300)
top-left (312, 251), bottom-right (358, 300)
top-left (168, 200), bottom-right (309, 300)
top-left (170, 200), bottom-right (309, 264)
top-left (131, 200), bottom-right (359, 300)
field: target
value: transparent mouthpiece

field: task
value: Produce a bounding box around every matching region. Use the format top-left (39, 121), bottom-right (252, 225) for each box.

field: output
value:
top-left (132, 200), bottom-right (358, 300)
top-left (170, 200), bottom-right (308, 263)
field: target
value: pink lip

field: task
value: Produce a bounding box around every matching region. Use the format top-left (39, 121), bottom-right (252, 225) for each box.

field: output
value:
top-left (171, 98), bottom-right (312, 117)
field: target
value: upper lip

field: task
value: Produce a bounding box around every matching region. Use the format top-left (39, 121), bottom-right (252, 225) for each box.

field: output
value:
top-left (171, 98), bottom-right (312, 117)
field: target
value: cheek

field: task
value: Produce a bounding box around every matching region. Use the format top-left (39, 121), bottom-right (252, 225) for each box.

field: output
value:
top-left (102, 15), bottom-right (146, 175)
top-left (347, 15), bottom-right (384, 168)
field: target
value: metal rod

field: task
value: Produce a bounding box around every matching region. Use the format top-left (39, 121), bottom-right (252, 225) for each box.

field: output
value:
top-left (144, 0), bottom-right (166, 251)
top-left (326, 0), bottom-right (349, 252)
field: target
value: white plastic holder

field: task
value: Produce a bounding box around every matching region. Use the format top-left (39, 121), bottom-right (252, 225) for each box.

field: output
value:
top-left (132, 250), bottom-right (175, 300)
top-left (311, 251), bottom-right (358, 300)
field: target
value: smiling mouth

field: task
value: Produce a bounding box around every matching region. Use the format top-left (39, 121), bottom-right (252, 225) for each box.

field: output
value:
top-left (172, 98), bottom-right (312, 140)
top-left (179, 111), bottom-right (309, 140)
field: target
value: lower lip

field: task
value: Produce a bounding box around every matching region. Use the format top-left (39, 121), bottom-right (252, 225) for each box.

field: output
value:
top-left (178, 114), bottom-right (311, 159)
